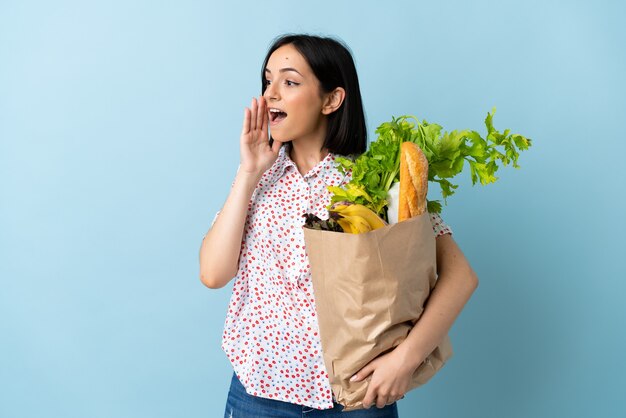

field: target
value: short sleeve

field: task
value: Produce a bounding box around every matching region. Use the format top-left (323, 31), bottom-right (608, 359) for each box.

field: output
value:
top-left (429, 211), bottom-right (453, 237)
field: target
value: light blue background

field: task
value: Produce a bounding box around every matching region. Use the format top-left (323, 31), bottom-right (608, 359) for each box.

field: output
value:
top-left (1, 1), bottom-right (625, 417)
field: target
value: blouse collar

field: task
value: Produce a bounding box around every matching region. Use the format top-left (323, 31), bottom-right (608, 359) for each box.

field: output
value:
top-left (268, 143), bottom-right (343, 185)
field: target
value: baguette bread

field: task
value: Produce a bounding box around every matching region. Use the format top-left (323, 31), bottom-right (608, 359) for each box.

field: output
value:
top-left (398, 142), bottom-right (429, 221)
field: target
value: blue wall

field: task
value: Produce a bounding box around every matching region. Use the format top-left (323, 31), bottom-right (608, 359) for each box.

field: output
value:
top-left (1, 1), bottom-right (624, 417)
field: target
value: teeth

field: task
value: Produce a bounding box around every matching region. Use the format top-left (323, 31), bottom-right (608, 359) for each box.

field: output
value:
top-left (269, 108), bottom-right (285, 113)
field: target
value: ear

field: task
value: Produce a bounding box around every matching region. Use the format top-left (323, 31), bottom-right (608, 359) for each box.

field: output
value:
top-left (321, 87), bottom-right (346, 115)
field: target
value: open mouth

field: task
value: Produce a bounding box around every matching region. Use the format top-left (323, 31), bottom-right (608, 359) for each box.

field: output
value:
top-left (269, 108), bottom-right (288, 124)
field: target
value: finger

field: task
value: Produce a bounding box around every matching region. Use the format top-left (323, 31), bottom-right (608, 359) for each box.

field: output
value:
top-left (362, 386), bottom-right (376, 409)
top-left (250, 98), bottom-right (257, 131)
top-left (351, 364), bottom-right (373, 382)
top-left (261, 97), bottom-right (269, 135)
top-left (376, 395), bottom-right (389, 409)
top-left (387, 396), bottom-right (399, 405)
top-left (256, 96), bottom-right (265, 132)
top-left (241, 108), bottom-right (250, 135)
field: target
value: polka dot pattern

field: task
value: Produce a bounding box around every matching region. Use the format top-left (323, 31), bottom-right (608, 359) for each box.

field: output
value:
top-left (212, 144), bottom-right (452, 410)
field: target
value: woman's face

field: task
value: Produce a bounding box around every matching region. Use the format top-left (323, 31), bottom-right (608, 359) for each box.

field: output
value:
top-left (263, 44), bottom-right (328, 144)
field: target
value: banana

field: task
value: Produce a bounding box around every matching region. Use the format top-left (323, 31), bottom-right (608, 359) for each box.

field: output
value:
top-left (339, 205), bottom-right (387, 230)
top-left (330, 203), bottom-right (387, 234)
top-left (336, 218), bottom-right (356, 234)
top-left (331, 203), bottom-right (387, 232)
top-left (347, 214), bottom-right (373, 234)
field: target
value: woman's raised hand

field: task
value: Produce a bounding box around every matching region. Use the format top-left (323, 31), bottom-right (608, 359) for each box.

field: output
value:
top-left (239, 96), bottom-right (281, 176)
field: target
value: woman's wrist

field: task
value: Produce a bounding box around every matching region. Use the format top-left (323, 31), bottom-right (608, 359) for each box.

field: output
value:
top-left (235, 168), bottom-right (263, 189)
top-left (394, 340), bottom-right (428, 373)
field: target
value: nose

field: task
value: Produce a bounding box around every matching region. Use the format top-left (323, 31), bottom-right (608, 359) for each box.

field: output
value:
top-left (264, 82), bottom-right (279, 102)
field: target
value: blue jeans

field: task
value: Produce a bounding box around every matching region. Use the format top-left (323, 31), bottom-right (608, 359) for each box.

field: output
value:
top-left (223, 372), bottom-right (399, 417)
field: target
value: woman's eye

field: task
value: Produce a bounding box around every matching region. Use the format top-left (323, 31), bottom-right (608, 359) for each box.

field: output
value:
top-left (265, 79), bottom-right (272, 85)
top-left (286, 80), bottom-right (299, 86)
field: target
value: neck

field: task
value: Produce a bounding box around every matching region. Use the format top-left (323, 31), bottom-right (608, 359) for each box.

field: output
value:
top-left (288, 141), bottom-right (329, 176)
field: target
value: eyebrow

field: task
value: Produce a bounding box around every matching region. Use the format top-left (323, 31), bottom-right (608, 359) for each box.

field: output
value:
top-left (264, 67), bottom-right (303, 76)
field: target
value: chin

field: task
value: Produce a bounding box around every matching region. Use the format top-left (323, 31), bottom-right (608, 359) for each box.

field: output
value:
top-left (270, 135), bottom-right (290, 143)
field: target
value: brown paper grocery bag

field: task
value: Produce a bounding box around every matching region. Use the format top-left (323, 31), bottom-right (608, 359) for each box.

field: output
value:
top-left (303, 212), bottom-right (453, 411)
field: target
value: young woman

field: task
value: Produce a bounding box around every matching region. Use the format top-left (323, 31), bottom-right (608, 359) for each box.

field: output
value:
top-left (199, 34), bottom-right (479, 418)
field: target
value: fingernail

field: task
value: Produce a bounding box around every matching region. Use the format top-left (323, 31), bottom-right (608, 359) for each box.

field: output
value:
top-left (350, 375), bottom-right (357, 382)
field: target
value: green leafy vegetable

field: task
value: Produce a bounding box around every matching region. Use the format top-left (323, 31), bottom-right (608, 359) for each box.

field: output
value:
top-left (328, 108), bottom-right (532, 220)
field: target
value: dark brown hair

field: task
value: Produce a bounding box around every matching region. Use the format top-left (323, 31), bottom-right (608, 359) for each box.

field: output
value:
top-left (261, 34), bottom-right (367, 156)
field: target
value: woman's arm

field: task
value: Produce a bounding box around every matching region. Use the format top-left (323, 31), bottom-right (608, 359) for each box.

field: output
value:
top-left (198, 169), bottom-right (261, 289)
top-left (394, 233), bottom-right (479, 368)
top-left (199, 96), bottom-right (279, 289)
top-left (352, 233), bottom-right (479, 408)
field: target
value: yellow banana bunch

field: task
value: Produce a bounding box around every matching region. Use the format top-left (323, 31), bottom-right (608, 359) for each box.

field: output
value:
top-left (329, 203), bottom-right (387, 234)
